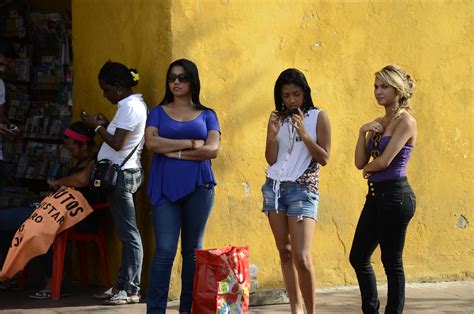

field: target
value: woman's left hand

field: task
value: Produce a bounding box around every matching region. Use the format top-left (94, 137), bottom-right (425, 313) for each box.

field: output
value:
top-left (291, 108), bottom-right (307, 137)
top-left (362, 168), bottom-right (372, 179)
top-left (80, 111), bottom-right (99, 129)
top-left (47, 179), bottom-right (60, 190)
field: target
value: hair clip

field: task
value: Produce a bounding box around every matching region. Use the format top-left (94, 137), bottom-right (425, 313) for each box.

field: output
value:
top-left (131, 71), bottom-right (140, 82)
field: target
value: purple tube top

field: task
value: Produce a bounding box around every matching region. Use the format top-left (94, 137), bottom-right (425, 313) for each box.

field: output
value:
top-left (367, 136), bottom-right (414, 182)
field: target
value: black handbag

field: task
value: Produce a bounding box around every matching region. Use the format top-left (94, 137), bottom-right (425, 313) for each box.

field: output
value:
top-left (90, 141), bottom-right (142, 191)
top-left (90, 159), bottom-right (119, 190)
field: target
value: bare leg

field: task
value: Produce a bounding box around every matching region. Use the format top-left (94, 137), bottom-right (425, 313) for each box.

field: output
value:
top-left (288, 217), bottom-right (316, 314)
top-left (268, 212), bottom-right (304, 314)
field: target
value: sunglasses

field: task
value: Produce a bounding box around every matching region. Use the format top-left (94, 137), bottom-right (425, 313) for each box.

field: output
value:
top-left (167, 73), bottom-right (191, 83)
top-left (370, 132), bottom-right (382, 159)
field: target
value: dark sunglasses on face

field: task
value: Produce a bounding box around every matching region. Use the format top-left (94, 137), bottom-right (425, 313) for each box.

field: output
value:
top-left (167, 73), bottom-right (191, 83)
top-left (370, 132), bottom-right (382, 159)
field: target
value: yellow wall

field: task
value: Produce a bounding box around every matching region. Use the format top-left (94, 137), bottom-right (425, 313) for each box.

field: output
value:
top-left (72, 0), bottom-right (473, 297)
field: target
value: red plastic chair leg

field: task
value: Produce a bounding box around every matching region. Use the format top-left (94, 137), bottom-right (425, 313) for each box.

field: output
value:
top-left (51, 231), bottom-right (68, 300)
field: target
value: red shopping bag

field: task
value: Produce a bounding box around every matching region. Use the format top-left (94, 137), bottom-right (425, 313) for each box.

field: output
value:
top-left (192, 246), bottom-right (250, 314)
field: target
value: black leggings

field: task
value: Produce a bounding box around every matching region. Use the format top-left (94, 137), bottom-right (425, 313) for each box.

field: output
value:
top-left (349, 177), bottom-right (416, 314)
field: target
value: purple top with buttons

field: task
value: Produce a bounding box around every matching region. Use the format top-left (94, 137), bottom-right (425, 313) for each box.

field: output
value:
top-left (146, 106), bottom-right (220, 206)
top-left (367, 136), bottom-right (414, 182)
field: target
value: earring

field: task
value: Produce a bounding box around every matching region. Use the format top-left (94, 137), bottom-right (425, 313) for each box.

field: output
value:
top-left (117, 89), bottom-right (122, 96)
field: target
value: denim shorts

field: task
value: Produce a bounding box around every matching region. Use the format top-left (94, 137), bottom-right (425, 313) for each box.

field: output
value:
top-left (261, 178), bottom-right (319, 221)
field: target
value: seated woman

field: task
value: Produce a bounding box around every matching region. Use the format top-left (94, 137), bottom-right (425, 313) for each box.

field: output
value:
top-left (0, 121), bottom-right (105, 297)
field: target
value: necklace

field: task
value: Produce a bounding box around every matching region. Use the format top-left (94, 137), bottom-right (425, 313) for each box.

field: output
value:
top-left (286, 118), bottom-right (296, 154)
top-left (381, 114), bottom-right (395, 129)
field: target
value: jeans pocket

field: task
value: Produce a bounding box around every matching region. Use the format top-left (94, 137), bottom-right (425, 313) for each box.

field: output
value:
top-left (380, 191), bottom-right (404, 223)
top-left (123, 169), bottom-right (143, 194)
top-left (397, 192), bottom-right (416, 223)
top-left (306, 190), bottom-right (319, 201)
top-left (407, 194), bottom-right (416, 218)
top-left (261, 182), bottom-right (275, 208)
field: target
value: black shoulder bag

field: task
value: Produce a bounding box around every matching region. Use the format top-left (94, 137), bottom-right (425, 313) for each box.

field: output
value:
top-left (89, 141), bottom-right (141, 191)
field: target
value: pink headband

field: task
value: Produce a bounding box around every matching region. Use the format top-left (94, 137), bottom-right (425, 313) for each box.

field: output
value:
top-left (64, 128), bottom-right (91, 142)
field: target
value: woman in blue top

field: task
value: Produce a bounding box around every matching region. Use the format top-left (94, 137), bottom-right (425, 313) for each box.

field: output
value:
top-left (145, 59), bottom-right (220, 314)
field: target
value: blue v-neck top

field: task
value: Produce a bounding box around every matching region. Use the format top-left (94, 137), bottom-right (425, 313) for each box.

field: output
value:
top-left (146, 105), bottom-right (220, 206)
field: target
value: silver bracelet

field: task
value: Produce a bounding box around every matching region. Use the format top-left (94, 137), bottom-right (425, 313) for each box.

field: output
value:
top-left (94, 125), bottom-right (103, 133)
top-left (178, 150), bottom-right (182, 159)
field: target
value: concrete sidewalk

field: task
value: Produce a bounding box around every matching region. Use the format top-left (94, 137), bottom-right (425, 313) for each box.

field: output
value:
top-left (0, 281), bottom-right (473, 313)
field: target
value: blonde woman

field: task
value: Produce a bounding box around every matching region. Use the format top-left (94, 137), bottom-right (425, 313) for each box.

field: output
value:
top-left (350, 64), bottom-right (417, 314)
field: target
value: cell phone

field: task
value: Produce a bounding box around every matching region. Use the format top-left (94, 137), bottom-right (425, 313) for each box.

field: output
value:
top-left (288, 108), bottom-right (298, 115)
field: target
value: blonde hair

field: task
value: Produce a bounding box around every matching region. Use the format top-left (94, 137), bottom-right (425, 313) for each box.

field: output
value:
top-left (375, 64), bottom-right (415, 116)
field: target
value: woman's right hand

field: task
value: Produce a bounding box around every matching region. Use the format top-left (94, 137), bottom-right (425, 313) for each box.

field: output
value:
top-left (360, 119), bottom-right (383, 134)
top-left (95, 113), bottom-right (110, 127)
top-left (267, 111), bottom-right (281, 138)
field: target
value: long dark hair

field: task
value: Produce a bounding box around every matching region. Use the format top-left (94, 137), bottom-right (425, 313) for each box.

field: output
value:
top-left (98, 61), bottom-right (139, 88)
top-left (158, 59), bottom-right (211, 111)
top-left (274, 68), bottom-right (316, 114)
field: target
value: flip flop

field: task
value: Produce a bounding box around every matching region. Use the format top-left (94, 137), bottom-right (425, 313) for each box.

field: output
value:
top-left (28, 289), bottom-right (52, 299)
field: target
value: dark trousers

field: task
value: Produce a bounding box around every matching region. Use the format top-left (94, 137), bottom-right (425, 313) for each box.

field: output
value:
top-left (349, 177), bottom-right (416, 314)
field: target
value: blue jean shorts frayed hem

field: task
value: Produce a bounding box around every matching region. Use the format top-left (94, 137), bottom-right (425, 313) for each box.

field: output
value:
top-left (261, 178), bottom-right (319, 221)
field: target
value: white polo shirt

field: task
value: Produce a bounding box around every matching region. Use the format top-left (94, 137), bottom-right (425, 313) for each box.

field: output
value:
top-left (97, 94), bottom-right (148, 169)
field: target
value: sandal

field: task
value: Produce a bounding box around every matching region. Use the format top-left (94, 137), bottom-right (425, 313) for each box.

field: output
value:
top-left (28, 289), bottom-right (52, 299)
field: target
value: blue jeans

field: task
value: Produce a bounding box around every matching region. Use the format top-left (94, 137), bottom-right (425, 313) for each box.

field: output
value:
top-left (147, 185), bottom-right (214, 314)
top-left (349, 177), bottom-right (416, 314)
top-left (107, 168), bottom-right (144, 294)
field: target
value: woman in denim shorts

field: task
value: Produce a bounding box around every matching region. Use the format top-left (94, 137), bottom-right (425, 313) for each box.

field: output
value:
top-left (350, 64), bottom-right (417, 313)
top-left (262, 69), bottom-right (331, 314)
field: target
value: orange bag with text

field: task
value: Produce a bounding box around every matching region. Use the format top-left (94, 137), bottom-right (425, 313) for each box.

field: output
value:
top-left (0, 188), bottom-right (93, 280)
top-left (192, 246), bottom-right (250, 314)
